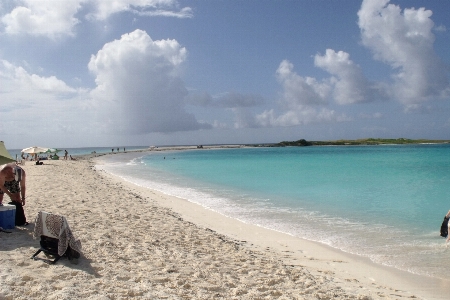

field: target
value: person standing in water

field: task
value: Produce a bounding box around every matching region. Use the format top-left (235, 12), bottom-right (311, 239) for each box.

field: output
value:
top-left (440, 210), bottom-right (450, 244)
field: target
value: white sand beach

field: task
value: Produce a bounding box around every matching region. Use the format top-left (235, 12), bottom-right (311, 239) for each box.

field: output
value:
top-left (1, 150), bottom-right (449, 299)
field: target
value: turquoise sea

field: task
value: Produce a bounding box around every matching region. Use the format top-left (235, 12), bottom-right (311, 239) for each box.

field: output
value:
top-left (11, 144), bottom-right (450, 280)
top-left (95, 144), bottom-right (450, 280)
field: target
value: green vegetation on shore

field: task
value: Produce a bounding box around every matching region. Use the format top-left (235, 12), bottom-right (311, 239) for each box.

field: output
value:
top-left (280, 138), bottom-right (450, 146)
top-left (249, 138), bottom-right (450, 147)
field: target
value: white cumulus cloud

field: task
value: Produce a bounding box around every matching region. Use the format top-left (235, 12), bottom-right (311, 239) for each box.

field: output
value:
top-left (256, 0), bottom-right (450, 130)
top-left (276, 59), bottom-right (330, 107)
top-left (0, 58), bottom-right (90, 141)
top-left (1, 0), bottom-right (82, 38)
top-left (358, 0), bottom-right (450, 104)
top-left (254, 60), bottom-right (349, 128)
top-left (0, 59), bottom-right (77, 106)
top-left (314, 49), bottom-right (376, 104)
top-left (88, 29), bottom-right (209, 134)
top-left (1, 0), bottom-right (192, 38)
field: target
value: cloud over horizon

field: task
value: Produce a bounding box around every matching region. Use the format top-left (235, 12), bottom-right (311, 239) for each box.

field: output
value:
top-left (88, 29), bottom-right (209, 134)
top-left (252, 0), bottom-right (449, 129)
top-left (0, 0), bottom-right (449, 148)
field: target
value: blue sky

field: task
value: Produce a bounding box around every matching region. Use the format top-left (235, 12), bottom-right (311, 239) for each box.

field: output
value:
top-left (1, 0), bottom-right (449, 149)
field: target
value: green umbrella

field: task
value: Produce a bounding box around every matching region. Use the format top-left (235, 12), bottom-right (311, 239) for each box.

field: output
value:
top-left (0, 141), bottom-right (16, 165)
top-left (45, 148), bottom-right (62, 153)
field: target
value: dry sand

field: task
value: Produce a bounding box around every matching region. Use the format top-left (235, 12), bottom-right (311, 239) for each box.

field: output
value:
top-left (1, 151), bottom-right (449, 299)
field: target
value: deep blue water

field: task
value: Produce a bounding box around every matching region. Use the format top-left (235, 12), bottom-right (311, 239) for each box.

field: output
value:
top-left (70, 145), bottom-right (450, 278)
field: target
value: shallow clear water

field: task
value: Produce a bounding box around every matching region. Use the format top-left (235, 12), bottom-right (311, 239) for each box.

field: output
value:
top-left (96, 145), bottom-right (450, 279)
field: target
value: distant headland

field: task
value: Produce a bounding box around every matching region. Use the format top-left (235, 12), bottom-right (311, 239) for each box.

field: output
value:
top-left (250, 138), bottom-right (450, 147)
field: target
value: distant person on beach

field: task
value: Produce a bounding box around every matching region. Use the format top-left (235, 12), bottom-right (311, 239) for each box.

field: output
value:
top-left (70, 155), bottom-right (77, 161)
top-left (441, 210), bottom-right (450, 243)
top-left (0, 164), bottom-right (28, 225)
top-left (64, 150), bottom-right (68, 160)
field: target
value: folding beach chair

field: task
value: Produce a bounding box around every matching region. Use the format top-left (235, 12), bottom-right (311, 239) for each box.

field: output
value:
top-left (31, 211), bottom-right (82, 264)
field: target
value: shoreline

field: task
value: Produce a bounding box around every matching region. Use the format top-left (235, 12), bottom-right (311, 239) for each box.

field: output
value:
top-left (95, 150), bottom-right (450, 300)
top-left (0, 149), bottom-right (448, 299)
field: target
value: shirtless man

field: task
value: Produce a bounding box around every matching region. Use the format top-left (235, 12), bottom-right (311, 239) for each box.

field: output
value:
top-left (0, 163), bottom-right (26, 206)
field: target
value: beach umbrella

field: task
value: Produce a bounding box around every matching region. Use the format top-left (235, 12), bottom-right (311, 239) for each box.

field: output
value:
top-left (0, 141), bottom-right (15, 165)
top-left (45, 148), bottom-right (62, 153)
top-left (21, 146), bottom-right (49, 154)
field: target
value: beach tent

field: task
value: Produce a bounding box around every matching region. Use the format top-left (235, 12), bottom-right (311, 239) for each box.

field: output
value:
top-left (21, 146), bottom-right (49, 154)
top-left (0, 141), bottom-right (15, 165)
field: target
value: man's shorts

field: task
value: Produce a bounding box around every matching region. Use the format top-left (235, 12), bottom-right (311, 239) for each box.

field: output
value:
top-left (0, 180), bottom-right (20, 194)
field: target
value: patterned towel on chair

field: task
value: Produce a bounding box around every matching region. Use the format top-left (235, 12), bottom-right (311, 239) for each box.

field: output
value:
top-left (33, 211), bottom-right (82, 257)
